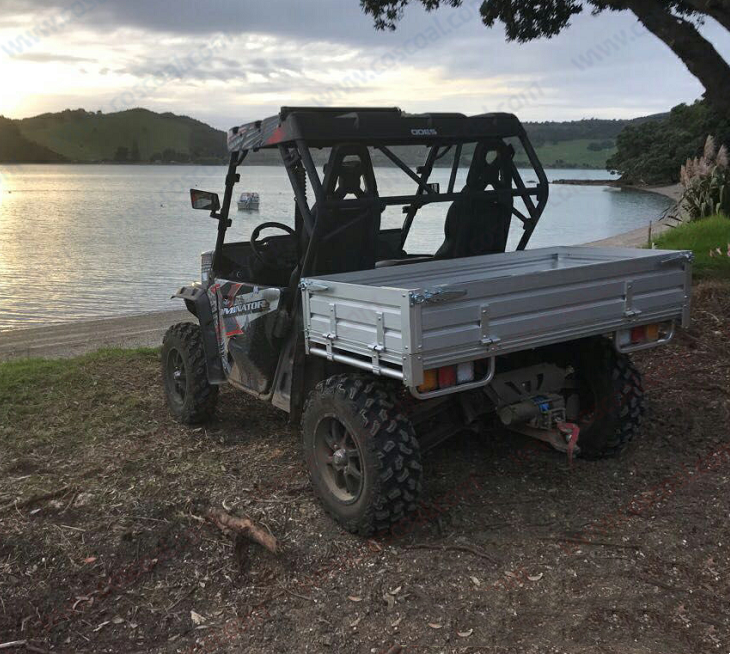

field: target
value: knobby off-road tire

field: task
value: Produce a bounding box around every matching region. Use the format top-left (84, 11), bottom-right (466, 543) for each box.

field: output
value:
top-left (161, 322), bottom-right (218, 424)
top-left (302, 374), bottom-right (423, 536)
top-left (557, 336), bottom-right (644, 459)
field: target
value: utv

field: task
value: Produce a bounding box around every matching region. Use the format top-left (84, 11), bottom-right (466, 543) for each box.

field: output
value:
top-left (162, 107), bottom-right (691, 535)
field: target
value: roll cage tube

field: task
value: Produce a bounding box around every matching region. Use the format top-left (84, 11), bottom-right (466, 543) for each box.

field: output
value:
top-left (234, 138), bottom-right (547, 288)
top-left (514, 133), bottom-right (549, 250)
top-left (279, 138), bottom-right (548, 286)
top-left (211, 151), bottom-right (246, 274)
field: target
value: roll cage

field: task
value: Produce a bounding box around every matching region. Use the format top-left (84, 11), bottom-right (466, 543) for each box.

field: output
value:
top-left (211, 106), bottom-right (548, 290)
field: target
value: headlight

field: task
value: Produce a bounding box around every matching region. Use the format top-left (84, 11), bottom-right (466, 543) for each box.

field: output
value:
top-left (201, 251), bottom-right (213, 283)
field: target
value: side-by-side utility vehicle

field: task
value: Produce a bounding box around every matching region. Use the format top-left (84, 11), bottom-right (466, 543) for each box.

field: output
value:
top-left (162, 107), bottom-right (691, 535)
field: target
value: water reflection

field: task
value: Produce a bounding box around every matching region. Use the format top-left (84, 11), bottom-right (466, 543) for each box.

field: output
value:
top-left (0, 164), bottom-right (673, 330)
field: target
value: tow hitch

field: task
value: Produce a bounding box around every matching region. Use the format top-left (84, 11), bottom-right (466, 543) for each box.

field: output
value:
top-left (496, 393), bottom-right (581, 465)
top-left (556, 421), bottom-right (580, 468)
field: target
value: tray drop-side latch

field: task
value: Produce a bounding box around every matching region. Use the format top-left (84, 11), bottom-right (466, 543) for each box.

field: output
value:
top-left (480, 306), bottom-right (502, 348)
top-left (624, 281), bottom-right (642, 321)
top-left (321, 302), bottom-right (338, 360)
top-left (367, 312), bottom-right (386, 375)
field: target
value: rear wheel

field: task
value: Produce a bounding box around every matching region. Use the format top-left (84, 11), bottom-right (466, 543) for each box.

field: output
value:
top-left (553, 337), bottom-right (644, 459)
top-left (162, 322), bottom-right (218, 424)
top-left (302, 374), bottom-right (423, 535)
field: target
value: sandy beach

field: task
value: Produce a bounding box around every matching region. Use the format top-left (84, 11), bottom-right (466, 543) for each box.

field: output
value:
top-left (584, 182), bottom-right (684, 247)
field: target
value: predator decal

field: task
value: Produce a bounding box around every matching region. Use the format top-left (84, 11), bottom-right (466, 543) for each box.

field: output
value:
top-left (208, 281), bottom-right (281, 383)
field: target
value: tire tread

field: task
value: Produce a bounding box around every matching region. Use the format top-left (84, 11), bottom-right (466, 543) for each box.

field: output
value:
top-left (162, 322), bottom-right (218, 424)
top-left (302, 373), bottom-right (423, 535)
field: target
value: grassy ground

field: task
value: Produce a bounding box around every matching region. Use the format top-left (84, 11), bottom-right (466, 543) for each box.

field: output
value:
top-left (654, 214), bottom-right (730, 279)
top-left (2, 284), bottom-right (730, 653)
top-left (516, 138), bottom-right (616, 169)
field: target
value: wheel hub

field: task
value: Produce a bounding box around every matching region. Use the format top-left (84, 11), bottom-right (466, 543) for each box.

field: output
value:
top-left (332, 448), bottom-right (348, 470)
top-left (314, 416), bottom-right (364, 503)
top-left (166, 349), bottom-right (187, 403)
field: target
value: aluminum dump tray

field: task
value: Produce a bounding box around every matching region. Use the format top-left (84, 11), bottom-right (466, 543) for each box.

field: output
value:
top-left (300, 246), bottom-right (692, 391)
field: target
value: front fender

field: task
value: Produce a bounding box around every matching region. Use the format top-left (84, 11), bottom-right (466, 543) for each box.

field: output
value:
top-left (172, 285), bottom-right (225, 384)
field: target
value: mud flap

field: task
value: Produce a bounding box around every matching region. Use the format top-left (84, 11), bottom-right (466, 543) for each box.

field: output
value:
top-left (172, 285), bottom-right (225, 384)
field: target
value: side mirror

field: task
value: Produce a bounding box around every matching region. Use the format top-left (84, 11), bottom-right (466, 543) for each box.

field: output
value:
top-left (190, 189), bottom-right (220, 212)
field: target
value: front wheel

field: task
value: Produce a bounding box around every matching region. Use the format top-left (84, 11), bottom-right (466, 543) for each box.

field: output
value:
top-left (302, 374), bottom-right (423, 535)
top-left (161, 322), bottom-right (218, 424)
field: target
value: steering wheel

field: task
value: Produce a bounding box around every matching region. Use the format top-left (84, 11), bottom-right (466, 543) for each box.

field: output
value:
top-left (250, 222), bottom-right (296, 267)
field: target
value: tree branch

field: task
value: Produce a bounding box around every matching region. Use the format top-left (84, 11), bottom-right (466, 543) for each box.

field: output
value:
top-left (625, 0), bottom-right (730, 110)
top-left (684, 0), bottom-right (730, 31)
top-left (205, 508), bottom-right (278, 554)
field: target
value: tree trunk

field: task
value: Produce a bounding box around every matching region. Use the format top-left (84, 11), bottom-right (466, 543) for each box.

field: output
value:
top-left (684, 0), bottom-right (730, 32)
top-left (626, 0), bottom-right (730, 111)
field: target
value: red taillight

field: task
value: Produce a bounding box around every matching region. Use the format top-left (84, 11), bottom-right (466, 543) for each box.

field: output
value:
top-left (630, 325), bottom-right (646, 344)
top-left (438, 366), bottom-right (457, 388)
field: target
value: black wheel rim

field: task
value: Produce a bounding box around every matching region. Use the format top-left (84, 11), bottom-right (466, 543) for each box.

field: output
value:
top-left (314, 416), bottom-right (364, 503)
top-left (165, 348), bottom-right (187, 407)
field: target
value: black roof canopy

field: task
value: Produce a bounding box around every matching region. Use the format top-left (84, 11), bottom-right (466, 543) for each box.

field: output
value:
top-left (226, 106), bottom-right (526, 153)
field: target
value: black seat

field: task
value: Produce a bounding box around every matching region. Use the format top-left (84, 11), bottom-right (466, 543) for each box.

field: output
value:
top-left (435, 142), bottom-right (513, 260)
top-left (309, 145), bottom-right (382, 275)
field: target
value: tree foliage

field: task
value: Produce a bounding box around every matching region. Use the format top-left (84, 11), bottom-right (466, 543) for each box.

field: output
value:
top-left (362, 0), bottom-right (720, 36)
top-left (606, 101), bottom-right (730, 184)
top-left (360, 0), bottom-right (730, 110)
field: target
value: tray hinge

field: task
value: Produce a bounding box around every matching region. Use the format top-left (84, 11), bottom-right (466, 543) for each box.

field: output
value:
top-left (624, 281), bottom-right (642, 320)
top-left (299, 279), bottom-right (329, 293)
top-left (480, 305), bottom-right (502, 348)
top-left (658, 251), bottom-right (693, 266)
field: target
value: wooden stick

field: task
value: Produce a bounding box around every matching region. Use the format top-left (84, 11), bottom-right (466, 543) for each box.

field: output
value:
top-left (0, 486), bottom-right (72, 515)
top-left (205, 508), bottom-right (278, 554)
top-left (406, 543), bottom-right (496, 563)
top-left (0, 641), bottom-right (27, 650)
top-left (541, 536), bottom-right (641, 550)
top-left (24, 644), bottom-right (49, 654)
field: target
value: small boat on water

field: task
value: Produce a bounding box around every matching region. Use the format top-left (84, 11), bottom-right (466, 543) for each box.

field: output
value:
top-left (237, 192), bottom-right (260, 211)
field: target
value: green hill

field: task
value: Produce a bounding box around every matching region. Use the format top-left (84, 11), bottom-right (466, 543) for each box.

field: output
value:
top-left (0, 116), bottom-right (67, 163)
top-left (1, 107), bottom-right (669, 169)
top-left (13, 108), bottom-right (227, 164)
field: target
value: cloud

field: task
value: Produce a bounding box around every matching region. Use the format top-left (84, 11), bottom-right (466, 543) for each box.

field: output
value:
top-left (0, 0), bottom-right (386, 44)
top-left (1, 0), bottom-right (727, 124)
top-left (12, 52), bottom-right (94, 63)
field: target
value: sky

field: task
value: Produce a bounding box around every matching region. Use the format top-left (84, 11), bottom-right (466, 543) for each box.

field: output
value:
top-left (0, 0), bottom-right (728, 130)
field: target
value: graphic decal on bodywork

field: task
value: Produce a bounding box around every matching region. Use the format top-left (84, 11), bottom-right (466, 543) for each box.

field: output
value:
top-left (227, 115), bottom-right (281, 153)
top-left (207, 281), bottom-right (280, 376)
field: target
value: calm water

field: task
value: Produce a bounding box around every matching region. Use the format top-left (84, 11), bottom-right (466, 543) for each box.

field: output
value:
top-left (0, 164), bottom-right (672, 330)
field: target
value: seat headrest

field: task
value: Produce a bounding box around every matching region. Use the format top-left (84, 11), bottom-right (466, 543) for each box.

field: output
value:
top-left (336, 161), bottom-right (366, 197)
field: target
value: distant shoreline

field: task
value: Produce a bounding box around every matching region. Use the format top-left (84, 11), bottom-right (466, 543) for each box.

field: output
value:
top-left (553, 178), bottom-right (682, 202)
top-left (2, 161), bottom-right (611, 170)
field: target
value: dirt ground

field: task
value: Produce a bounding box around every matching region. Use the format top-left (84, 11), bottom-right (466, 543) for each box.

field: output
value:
top-left (1, 281), bottom-right (729, 654)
